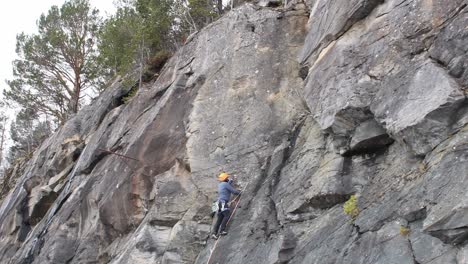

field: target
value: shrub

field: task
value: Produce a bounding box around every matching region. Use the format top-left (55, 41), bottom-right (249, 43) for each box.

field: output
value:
top-left (122, 86), bottom-right (139, 104)
top-left (400, 226), bottom-right (411, 236)
top-left (344, 195), bottom-right (360, 219)
top-left (142, 50), bottom-right (172, 82)
top-left (147, 50), bottom-right (172, 73)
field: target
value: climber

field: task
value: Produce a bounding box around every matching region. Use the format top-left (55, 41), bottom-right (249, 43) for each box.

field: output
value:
top-left (211, 172), bottom-right (241, 239)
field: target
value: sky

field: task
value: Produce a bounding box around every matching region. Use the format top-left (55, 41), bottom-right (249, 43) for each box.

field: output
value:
top-left (0, 0), bottom-right (116, 99)
top-left (0, 0), bottom-right (116, 166)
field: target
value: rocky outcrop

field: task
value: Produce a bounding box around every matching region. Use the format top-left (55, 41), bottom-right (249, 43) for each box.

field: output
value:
top-left (0, 0), bottom-right (467, 263)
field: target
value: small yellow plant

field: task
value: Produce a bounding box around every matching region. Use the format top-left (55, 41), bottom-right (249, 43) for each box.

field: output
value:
top-left (400, 226), bottom-right (411, 236)
top-left (418, 162), bottom-right (427, 174)
top-left (343, 195), bottom-right (359, 219)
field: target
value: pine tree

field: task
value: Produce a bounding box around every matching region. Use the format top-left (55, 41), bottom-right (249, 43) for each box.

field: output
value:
top-left (4, 0), bottom-right (102, 125)
top-left (98, 0), bottom-right (175, 85)
top-left (187, 0), bottom-right (218, 30)
top-left (8, 109), bottom-right (51, 162)
top-left (0, 114), bottom-right (6, 170)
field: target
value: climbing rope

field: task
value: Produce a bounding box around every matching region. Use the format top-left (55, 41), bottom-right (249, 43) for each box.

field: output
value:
top-left (98, 148), bottom-right (141, 162)
top-left (98, 146), bottom-right (263, 179)
top-left (206, 182), bottom-right (250, 264)
top-left (99, 148), bottom-right (256, 264)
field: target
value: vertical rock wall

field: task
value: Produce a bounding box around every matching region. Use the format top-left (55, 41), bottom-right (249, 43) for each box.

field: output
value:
top-left (0, 0), bottom-right (466, 264)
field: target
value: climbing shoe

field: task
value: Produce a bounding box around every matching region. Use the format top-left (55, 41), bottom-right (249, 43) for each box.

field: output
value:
top-left (211, 234), bottom-right (219, 239)
top-left (219, 231), bottom-right (228, 236)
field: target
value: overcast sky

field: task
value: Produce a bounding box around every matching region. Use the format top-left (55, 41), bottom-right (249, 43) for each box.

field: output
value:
top-left (0, 0), bottom-right (116, 99)
top-left (0, 1), bottom-right (116, 164)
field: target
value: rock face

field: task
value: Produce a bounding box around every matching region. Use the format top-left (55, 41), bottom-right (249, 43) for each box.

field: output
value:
top-left (0, 1), bottom-right (467, 264)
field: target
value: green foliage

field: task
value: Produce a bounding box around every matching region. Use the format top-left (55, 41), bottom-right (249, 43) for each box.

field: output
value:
top-left (149, 50), bottom-right (172, 70)
top-left (343, 195), bottom-right (360, 219)
top-left (5, 0), bottom-right (225, 129)
top-left (122, 86), bottom-right (139, 104)
top-left (142, 50), bottom-right (172, 81)
top-left (188, 0), bottom-right (218, 30)
top-left (4, 0), bottom-right (102, 124)
top-left (98, 0), bottom-right (221, 82)
top-left (0, 157), bottom-right (28, 201)
top-left (98, 0), bottom-right (174, 79)
top-left (400, 226), bottom-right (411, 236)
top-left (97, 7), bottom-right (142, 77)
top-left (136, 0), bottom-right (174, 50)
top-left (8, 109), bottom-right (51, 162)
top-left (0, 104), bottom-right (7, 169)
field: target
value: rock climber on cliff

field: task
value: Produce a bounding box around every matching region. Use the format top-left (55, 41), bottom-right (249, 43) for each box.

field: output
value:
top-left (211, 172), bottom-right (241, 239)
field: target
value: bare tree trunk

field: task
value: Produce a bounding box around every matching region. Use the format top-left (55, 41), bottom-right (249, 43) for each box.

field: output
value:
top-left (45, 113), bottom-right (51, 133)
top-left (139, 37), bottom-right (145, 90)
top-left (26, 135), bottom-right (31, 155)
top-left (72, 73), bottom-right (81, 114)
top-left (186, 9), bottom-right (198, 33)
top-left (205, 0), bottom-right (211, 26)
top-left (0, 119), bottom-right (5, 169)
top-left (217, 0), bottom-right (223, 14)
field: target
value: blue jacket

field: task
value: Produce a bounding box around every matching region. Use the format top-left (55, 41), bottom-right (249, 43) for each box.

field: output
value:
top-left (218, 181), bottom-right (240, 203)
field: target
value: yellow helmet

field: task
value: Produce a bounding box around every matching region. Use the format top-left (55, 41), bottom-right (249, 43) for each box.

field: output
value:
top-left (218, 172), bottom-right (229, 181)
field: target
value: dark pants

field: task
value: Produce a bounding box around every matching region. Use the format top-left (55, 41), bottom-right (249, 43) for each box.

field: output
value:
top-left (213, 210), bottom-right (231, 234)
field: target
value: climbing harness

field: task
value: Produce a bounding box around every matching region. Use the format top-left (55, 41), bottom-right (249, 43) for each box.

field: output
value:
top-left (99, 147), bottom-right (253, 264)
top-left (210, 201), bottom-right (219, 218)
top-left (211, 199), bottom-right (231, 218)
